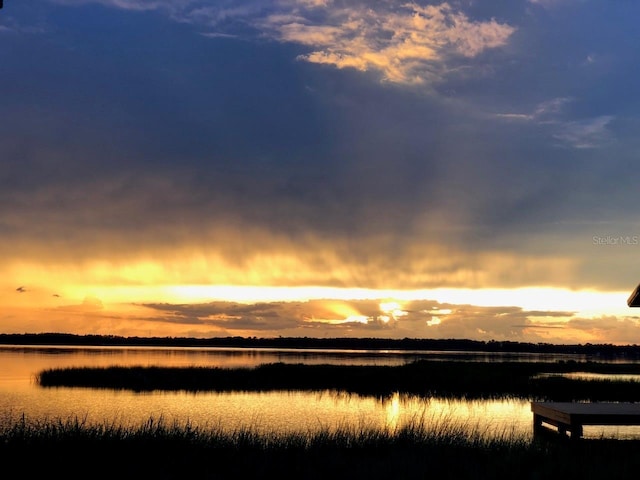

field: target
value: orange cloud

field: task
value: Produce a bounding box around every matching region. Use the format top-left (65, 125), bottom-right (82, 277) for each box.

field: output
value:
top-left (263, 2), bottom-right (515, 84)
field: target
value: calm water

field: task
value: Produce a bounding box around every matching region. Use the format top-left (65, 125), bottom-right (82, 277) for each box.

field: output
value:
top-left (1, 345), bottom-right (638, 440)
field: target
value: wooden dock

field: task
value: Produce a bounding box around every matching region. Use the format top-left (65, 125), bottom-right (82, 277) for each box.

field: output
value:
top-left (532, 402), bottom-right (640, 439)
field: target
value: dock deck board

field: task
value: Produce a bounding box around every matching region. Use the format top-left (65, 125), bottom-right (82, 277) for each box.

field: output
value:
top-left (531, 402), bottom-right (640, 439)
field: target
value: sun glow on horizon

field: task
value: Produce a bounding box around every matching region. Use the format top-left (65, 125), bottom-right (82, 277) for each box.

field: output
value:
top-left (4, 271), bottom-right (632, 318)
top-left (4, 272), bottom-right (637, 342)
top-left (54, 283), bottom-right (633, 321)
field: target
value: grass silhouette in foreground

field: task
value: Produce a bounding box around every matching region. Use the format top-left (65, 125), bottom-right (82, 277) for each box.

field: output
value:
top-left (3, 415), bottom-right (640, 479)
top-left (37, 360), bottom-right (640, 401)
top-left (18, 361), bottom-right (640, 478)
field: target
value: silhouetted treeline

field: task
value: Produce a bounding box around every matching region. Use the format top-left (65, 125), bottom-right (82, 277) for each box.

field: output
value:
top-left (2, 332), bottom-right (640, 357)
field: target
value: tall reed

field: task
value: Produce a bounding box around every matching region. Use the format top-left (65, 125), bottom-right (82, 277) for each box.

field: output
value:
top-left (3, 415), bottom-right (640, 479)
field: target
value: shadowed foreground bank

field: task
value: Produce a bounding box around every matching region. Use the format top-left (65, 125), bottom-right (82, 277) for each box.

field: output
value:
top-left (2, 417), bottom-right (640, 480)
top-left (37, 360), bottom-right (640, 401)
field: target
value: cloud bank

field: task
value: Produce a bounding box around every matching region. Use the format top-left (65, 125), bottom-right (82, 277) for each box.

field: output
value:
top-left (2, 0), bottom-right (640, 342)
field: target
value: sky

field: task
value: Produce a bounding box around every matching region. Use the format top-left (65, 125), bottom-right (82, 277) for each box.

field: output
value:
top-left (1, 0), bottom-right (640, 344)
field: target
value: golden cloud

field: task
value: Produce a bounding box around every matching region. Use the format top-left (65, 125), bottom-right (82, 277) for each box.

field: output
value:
top-left (263, 2), bottom-right (515, 84)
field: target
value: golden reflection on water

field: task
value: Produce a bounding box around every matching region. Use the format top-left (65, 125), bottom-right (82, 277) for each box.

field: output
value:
top-left (147, 391), bottom-right (535, 440)
top-left (385, 392), bottom-right (401, 431)
top-left (378, 393), bottom-right (531, 440)
top-left (537, 372), bottom-right (640, 382)
top-left (4, 347), bottom-right (640, 440)
top-left (1, 383), bottom-right (533, 440)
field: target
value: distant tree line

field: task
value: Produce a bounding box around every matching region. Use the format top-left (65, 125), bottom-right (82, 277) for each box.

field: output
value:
top-left (2, 332), bottom-right (640, 357)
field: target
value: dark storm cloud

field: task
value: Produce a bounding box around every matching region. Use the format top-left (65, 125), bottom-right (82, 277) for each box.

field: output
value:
top-left (2, 0), bottom-right (640, 291)
top-left (139, 298), bottom-right (577, 341)
top-left (407, 302), bottom-right (575, 341)
top-left (143, 301), bottom-right (302, 329)
top-left (142, 299), bottom-right (388, 331)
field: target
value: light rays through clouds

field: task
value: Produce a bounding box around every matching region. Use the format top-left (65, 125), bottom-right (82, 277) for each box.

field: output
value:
top-left (2, 0), bottom-right (640, 342)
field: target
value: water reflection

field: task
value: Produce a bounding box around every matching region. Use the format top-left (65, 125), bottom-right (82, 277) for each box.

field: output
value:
top-left (380, 394), bottom-right (531, 440)
top-left (0, 385), bottom-right (533, 440)
top-left (3, 345), bottom-right (640, 440)
top-left (0, 344), bottom-right (620, 369)
top-left (385, 393), bottom-right (401, 431)
top-left (535, 372), bottom-right (640, 382)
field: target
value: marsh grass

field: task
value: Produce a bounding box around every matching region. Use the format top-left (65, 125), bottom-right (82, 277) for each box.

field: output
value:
top-left (24, 361), bottom-right (640, 477)
top-left (3, 415), bottom-right (640, 479)
top-left (37, 360), bottom-right (640, 401)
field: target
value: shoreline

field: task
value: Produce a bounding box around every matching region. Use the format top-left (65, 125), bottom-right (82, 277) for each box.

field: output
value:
top-left (3, 332), bottom-right (640, 357)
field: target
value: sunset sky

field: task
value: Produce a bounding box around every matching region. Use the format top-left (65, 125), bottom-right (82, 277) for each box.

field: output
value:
top-left (2, 0), bottom-right (640, 344)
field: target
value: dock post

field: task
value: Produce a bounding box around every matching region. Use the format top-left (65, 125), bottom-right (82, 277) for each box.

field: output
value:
top-left (532, 413), bottom-right (546, 437)
top-left (570, 424), bottom-right (583, 440)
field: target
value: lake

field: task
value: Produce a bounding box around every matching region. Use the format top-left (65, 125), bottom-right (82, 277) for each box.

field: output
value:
top-left (2, 345), bottom-right (639, 440)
